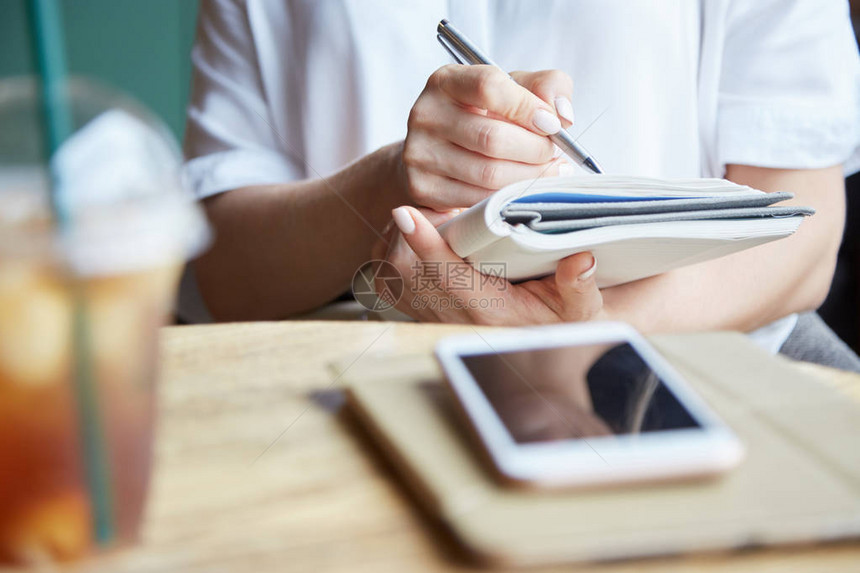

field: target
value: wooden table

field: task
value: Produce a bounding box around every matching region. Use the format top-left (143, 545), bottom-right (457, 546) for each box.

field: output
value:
top-left (63, 321), bottom-right (860, 572)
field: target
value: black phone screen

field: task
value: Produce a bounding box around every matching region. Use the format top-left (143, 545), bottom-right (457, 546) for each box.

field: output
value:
top-left (460, 342), bottom-right (701, 444)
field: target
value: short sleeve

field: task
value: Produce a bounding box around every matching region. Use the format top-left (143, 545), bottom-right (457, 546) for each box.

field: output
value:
top-left (182, 0), bottom-right (302, 199)
top-left (717, 0), bottom-right (860, 175)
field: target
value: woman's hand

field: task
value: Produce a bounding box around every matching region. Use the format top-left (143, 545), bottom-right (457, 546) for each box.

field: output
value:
top-left (401, 65), bottom-right (576, 211)
top-left (372, 206), bottom-right (606, 325)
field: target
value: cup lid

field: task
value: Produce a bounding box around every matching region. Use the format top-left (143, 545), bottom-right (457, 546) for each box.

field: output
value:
top-left (0, 77), bottom-right (211, 275)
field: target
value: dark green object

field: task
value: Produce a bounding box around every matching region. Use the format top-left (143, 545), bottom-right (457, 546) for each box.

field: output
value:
top-left (3, 0), bottom-right (199, 141)
top-left (25, 0), bottom-right (71, 222)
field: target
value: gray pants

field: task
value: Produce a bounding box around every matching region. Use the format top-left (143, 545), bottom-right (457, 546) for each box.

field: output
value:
top-left (779, 312), bottom-right (860, 373)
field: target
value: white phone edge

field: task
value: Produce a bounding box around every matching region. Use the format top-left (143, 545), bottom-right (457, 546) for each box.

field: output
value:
top-left (434, 321), bottom-right (745, 488)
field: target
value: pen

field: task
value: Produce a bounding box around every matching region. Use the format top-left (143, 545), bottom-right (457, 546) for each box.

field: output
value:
top-left (436, 19), bottom-right (604, 175)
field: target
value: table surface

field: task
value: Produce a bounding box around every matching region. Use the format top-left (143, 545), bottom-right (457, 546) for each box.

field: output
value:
top-left (58, 321), bottom-right (860, 573)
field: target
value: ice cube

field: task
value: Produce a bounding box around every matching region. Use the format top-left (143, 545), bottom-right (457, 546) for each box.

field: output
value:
top-left (0, 264), bottom-right (72, 387)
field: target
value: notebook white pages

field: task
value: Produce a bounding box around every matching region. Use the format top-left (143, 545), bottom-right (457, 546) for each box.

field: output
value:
top-left (437, 176), bottom-right (814, 287)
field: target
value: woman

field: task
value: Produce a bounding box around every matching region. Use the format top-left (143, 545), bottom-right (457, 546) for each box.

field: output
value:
top-left (182, 0), bottom-right (860, 369)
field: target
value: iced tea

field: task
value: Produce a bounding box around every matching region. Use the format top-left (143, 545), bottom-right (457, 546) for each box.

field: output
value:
top-left (0, 257), bottom-right (180, 564)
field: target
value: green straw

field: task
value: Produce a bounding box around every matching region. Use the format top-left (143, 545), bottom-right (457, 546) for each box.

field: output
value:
top-left (26, 0), bottom-right (115, 546)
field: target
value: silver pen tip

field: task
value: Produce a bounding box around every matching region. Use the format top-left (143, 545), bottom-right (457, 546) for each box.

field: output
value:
top-left (582, 156), bottom-right (603, 175)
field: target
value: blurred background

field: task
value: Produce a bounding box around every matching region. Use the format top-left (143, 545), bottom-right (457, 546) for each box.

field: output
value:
top-left (0, 0), bottom-right (858, 351)
top-left (0, 0), bottom-right (198, 143)
top-left (819, 0), bottom-right (860, 353)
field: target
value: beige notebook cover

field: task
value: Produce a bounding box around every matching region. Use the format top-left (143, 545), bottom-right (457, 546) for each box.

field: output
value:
top-left (343, 332), bottom-right (860, 566)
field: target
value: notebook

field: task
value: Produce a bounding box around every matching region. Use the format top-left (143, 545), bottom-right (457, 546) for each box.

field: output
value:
top-left (437, 176), bottom-right (815, 286)
top-left (343, 332), bottom-right (860, 566)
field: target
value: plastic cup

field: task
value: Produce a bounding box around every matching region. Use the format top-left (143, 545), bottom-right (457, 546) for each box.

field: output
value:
top-left (0, 77), bottom-right (209, 564)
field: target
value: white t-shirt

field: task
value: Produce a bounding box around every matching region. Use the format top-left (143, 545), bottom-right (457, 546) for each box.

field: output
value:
top-left (182, 0), bottom-right (860, 351)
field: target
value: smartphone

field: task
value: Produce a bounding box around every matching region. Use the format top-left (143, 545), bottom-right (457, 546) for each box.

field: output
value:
top-left (435, 322), bottom-right (744, 488)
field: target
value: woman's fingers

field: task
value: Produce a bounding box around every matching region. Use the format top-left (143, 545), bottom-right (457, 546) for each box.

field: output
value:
top-left (434, 100), bottom-right (557, 163)
top-left (404, 170), bottom-right (495, 211)
top-left (391, 207), bottom-right (468, 272)
top-left (381, 210), bottom-right (605, 326)
top-left (511, 69), bottom-right (575, 128)
top-left (407, 139), bottom-right (566, 192)
top-left (554, 252), bottom-right (603, 321)
top-left (403, 65), bottom-right (574, 211)
top-left (388, 206), bottom-right (505, 323)
top-left (431, 65), bottom-right (562, 136)
top-left (376, 209), bottom-right (473, 322)
top-left (403, 146), bottom-right (566, 210)
top-left (390, 206), bottom-right (493, 299)
top-left (421, 208), bottom-right (462, 227)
